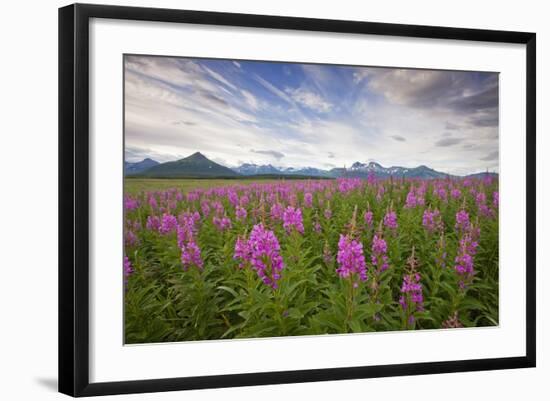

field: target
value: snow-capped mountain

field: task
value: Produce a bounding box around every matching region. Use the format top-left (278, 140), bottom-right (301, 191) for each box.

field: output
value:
top-left (280, 167), bottom-right (332, 177)
top-left (350, 161), bottom-right (386, 173)
top-left (231, 160), bottom-right (451, 179)
top-left (232, 163), bottom-right (280, 175)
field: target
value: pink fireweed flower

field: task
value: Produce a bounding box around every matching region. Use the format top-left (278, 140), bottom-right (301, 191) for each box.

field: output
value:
top-left (235, 206), bottom-right (247, 221)
top-left (148, 195), bottom-right (158, 210)
top-left (313, 220), bottom-right (322, 233)
top-left (288, 193), bottom-right (298, 207)
top-left (422, 208), bottom-right (442, 233)
top-left (247, 224), bottom-right (284, 289)
top-left (213, 216), bottom-right (232, 232)
top-left (383, 210), bottom-right (398, 230)
top-left (478, 203), bottom-right (493, 218)
top-left (436, 235), bottom-right (447, 269)
top-left (124, 196), bottom-right (139, 211)
top-left (145, 215), bottom-right (161, 231)
top-left (200, 201), bottom-right (211, 217)
top-left (228, 191), bottom-right (239, 207)
top-left (324, 206), bottom-right (332, 220)
top-left (125, 230), bottom-right (138, 247)
top-left (270, 203), bottom-right (284, 221)
top-left (159, 213), bottom-right (178, 235)
top-left (283, 206), bottom-right (304, 234)
top-left (181, 239), bottom-right (203, 270)
top-left (363, 209), bottom-right (373, 227)
top-left (371, 234), bottom-right (389, 272)
top-left (405, 190), bottom-right (417, 208)
top-left (455, 210), bottom-right (470, 232)
top-left (233, 236), bottom-right (251, 269)
top-left (475, 191), bottom-right (493, 217)
top-left (376, 186), bottom-right (385, 202)
top-left (483, 174), bottom-right (493, 186)
top-left (336, 234), bottom-right (367, 286)
top-left (337, 178), bottom-right (362, 193)
top-left (475, 191), bottom-right (486, 205)
top-left (239, 195), bottom-right (250, 207)
top-left (303, 192), bottom-right (313, 208)
top-left (454, 230), bottom-right (479, 289)
top-left (434, 186), bottom-right (448, 202)
top-left (123, 256), bottom-right (133, 286)
top-left (493, 191), bottom-right (499, 208)
top-left (176, 213), bottom-right (198, 248)
top-left (451, 188), bottom-right (461, 200)
top-left (212, 200), bottom-right (224, 216)
top-left (398, 272), bottom-right (424, 326)
top-left (186, 191), bottom-right (200, 202)
top-left (177, 224), bottom-right (193, 248)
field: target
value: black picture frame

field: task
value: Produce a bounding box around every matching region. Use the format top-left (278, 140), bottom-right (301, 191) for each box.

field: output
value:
top-left (58, 3), bottom-right (536, 397)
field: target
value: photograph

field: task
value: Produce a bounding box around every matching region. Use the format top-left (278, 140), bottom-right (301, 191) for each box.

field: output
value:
top-left (122, 54), bottom-right (500, 344)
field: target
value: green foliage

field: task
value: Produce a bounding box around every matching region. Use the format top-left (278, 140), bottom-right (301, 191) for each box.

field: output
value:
top-left (124, 177), bottom-right (499, 343)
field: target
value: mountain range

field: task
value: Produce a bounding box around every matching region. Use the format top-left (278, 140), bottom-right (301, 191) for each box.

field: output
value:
top-left (124, 158), bottom-right (159, 175)
top-left (125, 152), bottom-right (496, 180)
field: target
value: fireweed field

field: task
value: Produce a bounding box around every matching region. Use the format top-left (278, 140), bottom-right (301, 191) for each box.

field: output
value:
top-left (123, 176), bottom-right (499, 344)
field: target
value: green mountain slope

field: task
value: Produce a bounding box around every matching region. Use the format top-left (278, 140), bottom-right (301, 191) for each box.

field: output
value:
top-left (141, 152), bottom-right (240, 178)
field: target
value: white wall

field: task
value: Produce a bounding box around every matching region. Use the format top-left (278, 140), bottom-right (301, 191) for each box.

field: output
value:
top-left (0, 0), bottom-right (546, 399)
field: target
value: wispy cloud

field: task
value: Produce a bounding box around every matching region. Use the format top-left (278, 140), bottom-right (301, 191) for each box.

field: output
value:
top-left (251, 149), bottom-right (285, 160)
top-left (254, 74), bottom-right (294, 105)
top-left (286, 87), bottom-right (332, 113)
top-left (435, 137), bottom-right (463, 147)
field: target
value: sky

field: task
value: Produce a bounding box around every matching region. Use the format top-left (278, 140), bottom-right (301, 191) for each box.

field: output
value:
top-left (124, 55), bottom-right (499, 175)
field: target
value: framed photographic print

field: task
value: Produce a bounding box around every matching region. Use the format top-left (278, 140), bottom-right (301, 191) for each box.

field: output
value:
top-left (58, 3), bottom-right (536, 397)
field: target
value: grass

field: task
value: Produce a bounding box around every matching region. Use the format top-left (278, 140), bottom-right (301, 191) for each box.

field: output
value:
top-left (124, 177), bottom-right (326, 195)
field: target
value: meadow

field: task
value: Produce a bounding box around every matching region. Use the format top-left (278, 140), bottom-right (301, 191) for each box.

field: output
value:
top-left (123, 176), bottom-right (499, 344)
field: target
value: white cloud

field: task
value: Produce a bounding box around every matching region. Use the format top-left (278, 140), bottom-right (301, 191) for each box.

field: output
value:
top-left (202, 65), bottom-right (238, 91)
top-left (286, 87), bottom-right (332, 113)
top-left (254, 74), bottom-right (295, 105)
top-left (241, 90), bottom-right (259, 110)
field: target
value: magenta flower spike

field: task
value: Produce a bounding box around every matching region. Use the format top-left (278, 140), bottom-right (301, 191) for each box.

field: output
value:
top-left (455, 209), bottom-right (470, 232)
top-left (405, 189), bottom-right (417, 208)
top-left (283, 206), bottom-right (304, 234)
top-left (123, 256), bottom-right (134, 286)
top-left (371, 233), bottom-right (389, 273)
top-left (159, 213), bottom-right (178, 235)
top-left (247, 224), bottom-right (285, 289)
top-left (336, 234), bottom-right (367, 286)
top-left (453, 227), bottom-right (479, 289)
top-left (303, 192), bottom-right (313, 208)
top-left (422, 208), bottom-right (442, 233)
top-left (236, 206), bottom-right (247, 221)
top-left (383, 210), bottom-right (398, 230)
top-left (398, 271), bottom-right (424, 325)
top-left (233, 236), bottom-right (251, 269)
top-left (181, 239), bottom-right (204, 271)
top-left (364, 209), bottom-right (373, 227)
top-left (213, 215), bottom-right (232, 232)
top-left (270, 202), bottom-right (284, 221)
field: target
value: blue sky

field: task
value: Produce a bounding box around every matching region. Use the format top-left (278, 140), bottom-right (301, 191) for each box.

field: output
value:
top-left (124, 55), bottom-right (499, 175)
